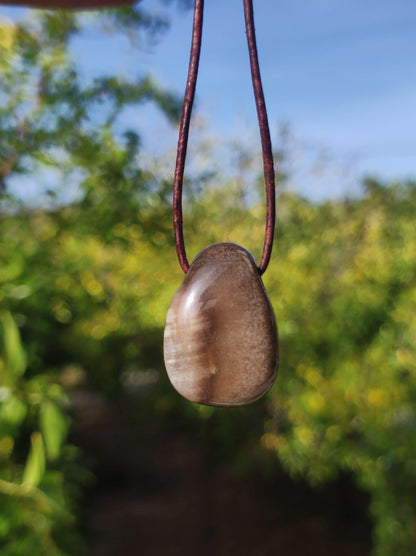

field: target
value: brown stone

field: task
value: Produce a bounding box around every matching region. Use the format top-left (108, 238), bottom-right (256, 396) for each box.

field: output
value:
top-left (164, 243), bottom-right (278, 407)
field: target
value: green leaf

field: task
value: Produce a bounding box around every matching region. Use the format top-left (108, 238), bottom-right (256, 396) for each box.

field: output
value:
top-left (0, 312), bottom-right (27, 379)
top-left (22, 432), bottom-right (45, 488)
top-left (0, 17), bottom-right (16, 51)
top-left (0, 395), bottom-right (27, 428)
top-left (40, 401), bottom-right (69, 461)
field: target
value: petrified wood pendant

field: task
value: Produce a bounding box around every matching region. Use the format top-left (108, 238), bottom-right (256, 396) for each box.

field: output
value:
top-left (164, 243), bottom-right (278, 407)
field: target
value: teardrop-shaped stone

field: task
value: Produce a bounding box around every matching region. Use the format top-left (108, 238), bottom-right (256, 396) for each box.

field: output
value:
top-left (163, 243), bottom-right (278, 407)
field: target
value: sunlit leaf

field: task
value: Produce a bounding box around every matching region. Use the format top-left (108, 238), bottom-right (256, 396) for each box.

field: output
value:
top-left (40, 401), bottom-right (69, 461)
top-left (0, 17), bottom-right (16, 51)
top-left (22, 432), bottom-right (45, 488)
top-left (0, 395), bottom-right (27, 428)
top-left (0, 312), bottom-right (27, 379)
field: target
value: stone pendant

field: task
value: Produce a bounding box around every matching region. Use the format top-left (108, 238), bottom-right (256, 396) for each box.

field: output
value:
top-left (164, 243), bottom-right (278, 407)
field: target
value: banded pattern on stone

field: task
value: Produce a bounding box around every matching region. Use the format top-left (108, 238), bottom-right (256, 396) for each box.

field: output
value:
top-left (164, 243), bottom-right (278, 407)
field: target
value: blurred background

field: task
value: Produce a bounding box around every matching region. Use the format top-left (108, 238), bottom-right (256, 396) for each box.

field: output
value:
top-left (0, 1), bottom-right (415, 555)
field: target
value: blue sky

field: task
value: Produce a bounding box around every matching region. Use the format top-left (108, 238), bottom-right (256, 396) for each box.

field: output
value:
top-left (138, 0), bottom-right (416, 198)
top-left (1, 0), bottom-right (416, 199)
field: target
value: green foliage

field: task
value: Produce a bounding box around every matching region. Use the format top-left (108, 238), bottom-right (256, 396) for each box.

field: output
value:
top-left (3, 168), bottom-right (416, 555)
top-left (0, 5), bottom-right (183, 554)
top-left (40, 401), bottom-right (70, 462)
top-left (0, 8), bottom-right (181, 204)
top-left (1, 312), bottom-right (26, 379)
top-left (0, 5), bottom-right (182, 392)
top-left (261, 180), bottom-right (416, 555)
top-left (22, 432), bottom-right (45, 488)
top-left (0, 313), bottom-right (84, 555)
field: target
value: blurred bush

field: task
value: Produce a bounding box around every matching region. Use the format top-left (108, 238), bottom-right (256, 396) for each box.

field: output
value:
top-left (3, 173), bottom-right (416, 555)
top-left (263, 179), bottom-right (416, 556)
top-left (0, 312), bottom-right (85, 555)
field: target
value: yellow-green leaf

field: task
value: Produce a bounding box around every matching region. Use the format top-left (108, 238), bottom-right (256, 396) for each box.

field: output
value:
top-left (40, 401), bottom-right (69, 461)
top-left (0, 312), bottom-right (27, 379)
top-left (22, 432), bottom-right (45, 488)
top-left (0, 17), bottom-right (16, 51)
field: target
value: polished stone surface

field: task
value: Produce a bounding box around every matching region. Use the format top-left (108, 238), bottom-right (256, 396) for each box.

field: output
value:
top-left (164, 243), bottom-right (278, 407)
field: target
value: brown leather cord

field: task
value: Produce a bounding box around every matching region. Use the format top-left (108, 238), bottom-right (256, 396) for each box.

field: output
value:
top-left (173, 0), bottom-right (275, 275)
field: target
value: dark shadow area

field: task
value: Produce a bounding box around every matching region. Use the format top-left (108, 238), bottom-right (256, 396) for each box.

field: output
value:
top-left (72, 389), bottom-right (372, 556)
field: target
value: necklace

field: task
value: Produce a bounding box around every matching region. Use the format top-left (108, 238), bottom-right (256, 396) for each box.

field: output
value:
top-left (163, 0), bottom-right (278, 407)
